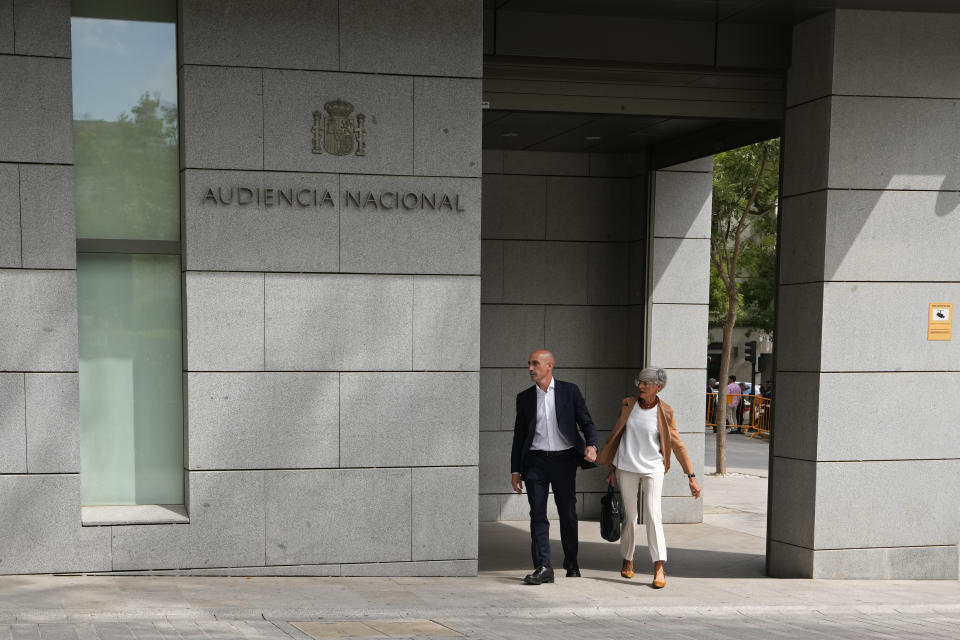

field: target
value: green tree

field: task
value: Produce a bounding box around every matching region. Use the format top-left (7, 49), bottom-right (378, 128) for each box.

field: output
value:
top-left (711, 138), bottom-right (780, 474)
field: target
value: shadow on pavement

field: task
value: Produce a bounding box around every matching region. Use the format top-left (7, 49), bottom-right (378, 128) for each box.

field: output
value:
top-left (479, 521), bottom-right (765, 579)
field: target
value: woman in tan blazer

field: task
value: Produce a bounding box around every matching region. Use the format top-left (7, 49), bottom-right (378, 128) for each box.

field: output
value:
top-left (596, 367), bottom-right (701, 588)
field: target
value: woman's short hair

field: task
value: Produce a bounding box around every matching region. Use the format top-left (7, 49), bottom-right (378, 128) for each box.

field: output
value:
top-left (635, 367), bottom-right (667, 389)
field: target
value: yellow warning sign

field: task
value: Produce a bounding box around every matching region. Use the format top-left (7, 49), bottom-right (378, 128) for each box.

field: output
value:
top-left (928, 303), bottom-right (953, 341)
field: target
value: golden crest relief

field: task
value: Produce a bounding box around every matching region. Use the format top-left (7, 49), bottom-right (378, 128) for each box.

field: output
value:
top-left (311, 99), bottom-right (367, 156)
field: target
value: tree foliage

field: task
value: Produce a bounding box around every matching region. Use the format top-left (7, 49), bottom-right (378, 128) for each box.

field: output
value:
top-left (710, 138), bottom-right (780, 474)
top-left (711, 138), bottom-right (780, 325)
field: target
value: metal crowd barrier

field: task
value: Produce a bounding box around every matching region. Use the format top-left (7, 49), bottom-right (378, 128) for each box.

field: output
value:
top-left (704, 393), bottom-right (772, 438)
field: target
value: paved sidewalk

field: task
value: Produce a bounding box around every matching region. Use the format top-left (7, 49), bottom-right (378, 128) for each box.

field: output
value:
top-left (2, 456), bottom-right (958, 638)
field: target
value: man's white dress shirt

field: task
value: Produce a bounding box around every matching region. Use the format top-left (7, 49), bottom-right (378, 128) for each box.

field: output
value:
top-left (530, 378), bottom-right (572, 451)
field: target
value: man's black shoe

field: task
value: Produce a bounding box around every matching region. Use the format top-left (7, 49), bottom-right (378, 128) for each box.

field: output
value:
top-left (523, 566), bottom-right (554, 585)
top-left (566, 565), bottom-right (581, 577)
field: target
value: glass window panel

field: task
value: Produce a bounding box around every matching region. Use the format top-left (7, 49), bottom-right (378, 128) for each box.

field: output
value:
top-left (71, 17), bottom-right (179, 241)
top-left (78, 253), bottom-right (183, 505)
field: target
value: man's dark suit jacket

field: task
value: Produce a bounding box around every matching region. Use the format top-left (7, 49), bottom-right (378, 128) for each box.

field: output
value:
top-left (511, 379), bottom-right (599, 475)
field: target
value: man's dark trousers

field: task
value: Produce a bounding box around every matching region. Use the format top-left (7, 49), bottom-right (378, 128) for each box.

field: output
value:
top-left (524, 449), bottom-right (579, 569)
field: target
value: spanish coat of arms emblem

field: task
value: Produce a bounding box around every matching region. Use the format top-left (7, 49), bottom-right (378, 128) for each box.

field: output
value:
top-left (312, 99), bottom-right (367, 156)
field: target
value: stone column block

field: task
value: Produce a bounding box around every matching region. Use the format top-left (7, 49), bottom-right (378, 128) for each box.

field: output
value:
top-left (480, 174), bottom-right (546, 240)
top-left (650, 238), bottom-right (710, 304)
top-left (265, 274), bottom-right (413, 371)
top-left (413, 77), bottom-right (482, 177)
top-left (785, 11), bottom-right (835, 107)
top-left (502, 241), bottom-right (589, 304)
top-left (769, 457), bottom-right (816, 549)
top-left (583, 369), bottom-right (634, 430)
top-left (546, 177), bottom-right (634, 241)
top-left (482, 149), bottom-right (503, 174)
top-left (499, 368), bottom-right (535, 430)
top-left (187, 372), bottom-right (339, 470)
top-left (479, 368), bottom-right (501, 431)
top-left (544, 306), bottom-right (630, 368)
top-left (774, 283), bottom-right (823, 373)
top-left (0, 56), bottom-right (73, 163)
top-left (412, 276), bottom-right (481, 371)
top-left (647, 304), bottom-right (709, 369)
top-left (586, 243), bottom-right (629, 305)
top-left (183, 170), bottom-right (340, 272)
top-left (781, 98), bottom-right (830, 197)
top-left (339, 372), bottom-right (478, 467)
top-left (657, 368), bottom-right (710, 434)
top-left (263, 70), bottom-right (412, 175)
top-left (340, 0), bottom-right (482, 77)
top-left (815, 372), bottom-right (960, 461)
top-left (828, 96), bottom-right (960, 190)
top-left (25, 373), bottom-right (79, 473)
top-left (180, 0), bottom-right (339, 69)
top-left (770, 371), bottom-right (820, 461)
top-left (19, 164), bottom-right (75, 269)
top-left (412, 467), bottom-right (478, 561)
top-left (0, 373), bottom-right (26, 473)
top-left (480, 240), bottom-right (503, 303)
top-left (778, 191), bottom-right (827, 285)
top-left (0, 0), bottom-right (12, 54)
top-left (185, 272), bottom-right (264, 371)
top-left (823, 189), bottom-right (960, 282)
top-left (0, 163), bottom-right (19, 267)
top-left (833, 10), bottom-right (960, 99)
top-left (181, 66), bottom-right (263, 171)
top-left (820, 282), bottom-right (960, 372)
top-left (339, 175), bottom-right (481, 274)
top-left (265, 468), bottom-right (411, 565)
top-left (810, 545), bottom-right (959, 580)
top-left (653, 170), bottom-right (712, 238)
top-left (502, 150), bottom-right (589, 176)
top-left (480, 305), bottom-right (544, 368)
top-left (813, 460), bottom-right (960, 549)
top-left (478, 430), bottom-right (512, 493)
top-left (0, 269), bottom-right (78, 371)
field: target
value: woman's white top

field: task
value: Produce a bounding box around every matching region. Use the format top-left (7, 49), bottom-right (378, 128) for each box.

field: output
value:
top-left (613, 402), bottom-right (665, 474)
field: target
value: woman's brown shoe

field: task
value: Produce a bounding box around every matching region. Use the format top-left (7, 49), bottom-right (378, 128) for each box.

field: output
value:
top-left (652, 565), bottom-right (666, 588)
top-left (620, 559), bottom-right (634, 579)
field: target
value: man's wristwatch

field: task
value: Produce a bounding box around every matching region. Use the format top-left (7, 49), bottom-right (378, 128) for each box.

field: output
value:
top-left (686, 473), bottom-right (696, 478)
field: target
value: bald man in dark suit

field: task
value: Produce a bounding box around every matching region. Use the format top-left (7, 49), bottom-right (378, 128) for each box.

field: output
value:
top-left (510, 349), bottom-right (598, 585)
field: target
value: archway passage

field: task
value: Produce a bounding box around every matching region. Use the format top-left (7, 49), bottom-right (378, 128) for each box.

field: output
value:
top-left (479, 0), bottom-right (960, 580)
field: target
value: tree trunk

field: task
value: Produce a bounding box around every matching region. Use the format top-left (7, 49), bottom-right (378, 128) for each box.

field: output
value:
top-left (715, 294), bottom-right (739, 475)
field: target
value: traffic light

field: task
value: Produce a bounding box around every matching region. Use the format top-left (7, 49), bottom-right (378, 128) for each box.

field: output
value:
top-left (744, 340), bottom-right (757, 364)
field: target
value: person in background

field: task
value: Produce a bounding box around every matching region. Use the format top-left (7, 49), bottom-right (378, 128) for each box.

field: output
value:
top-left (726, 375), bottom-right (742, 433)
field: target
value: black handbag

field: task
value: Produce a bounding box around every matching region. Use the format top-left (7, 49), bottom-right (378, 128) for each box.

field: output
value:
top-left (599, 484), bottom-right (623, 542)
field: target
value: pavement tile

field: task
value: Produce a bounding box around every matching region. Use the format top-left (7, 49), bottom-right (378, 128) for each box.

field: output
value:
top-left (10, 625), bottom-right (39, 640)
top-left (90, 623), bottom-right (135, 640)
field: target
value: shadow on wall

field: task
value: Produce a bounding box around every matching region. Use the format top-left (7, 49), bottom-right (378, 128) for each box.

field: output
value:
top-left (647, 159), bottom-right (714, 300)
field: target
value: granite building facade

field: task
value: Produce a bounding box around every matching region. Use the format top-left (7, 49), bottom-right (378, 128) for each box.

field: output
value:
top-left (1, 0), bottom-right (959, 580)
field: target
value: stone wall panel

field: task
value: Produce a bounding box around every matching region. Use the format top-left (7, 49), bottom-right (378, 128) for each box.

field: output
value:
top-left (265, 274), bottom-right (412, 371)
top-left (187, 372), bottom-right (339, 470)
top-left (0, 269), bottom-right (78, 371)
top-left (340, 372), bottom-right (478, 468)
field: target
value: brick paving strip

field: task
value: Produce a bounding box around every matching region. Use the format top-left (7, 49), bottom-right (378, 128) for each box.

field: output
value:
top-left (3, 611), bottom-right (960, 639)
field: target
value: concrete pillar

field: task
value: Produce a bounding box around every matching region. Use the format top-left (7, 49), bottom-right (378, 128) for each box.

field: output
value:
top-left (771, 9), bottom-right (960, 579)
top-left (647, 158), bottom-right (713, 523)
